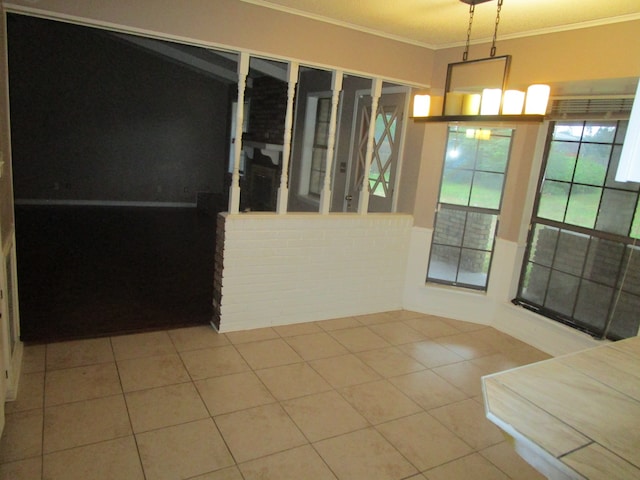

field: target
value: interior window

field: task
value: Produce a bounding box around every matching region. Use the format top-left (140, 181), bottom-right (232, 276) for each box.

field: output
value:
top-left (515, 120), bottom-right (640, 340)
top-left (427, 126), bottom-right (513, 290)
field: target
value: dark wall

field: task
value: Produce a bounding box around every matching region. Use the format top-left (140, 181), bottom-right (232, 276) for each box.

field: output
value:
top-left (7, 14), bottom-right (231, 204)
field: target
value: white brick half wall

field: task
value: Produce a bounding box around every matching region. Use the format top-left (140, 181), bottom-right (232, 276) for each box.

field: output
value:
top-left (218, 212), bottom-right (413, 332)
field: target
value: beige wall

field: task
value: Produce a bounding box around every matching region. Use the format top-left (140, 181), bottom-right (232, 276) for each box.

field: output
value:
top-left (402, 123), bottom-right (447, 229)
top-left (3, 0), bottom-right (434, 86)
top-left (498, 123), bottom-right (544, 242)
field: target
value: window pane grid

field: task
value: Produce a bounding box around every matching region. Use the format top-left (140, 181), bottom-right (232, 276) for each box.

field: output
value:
top-left (517, 120), bottom-right (640, 340)
top-left (428, 127), bottom-right (512, 291)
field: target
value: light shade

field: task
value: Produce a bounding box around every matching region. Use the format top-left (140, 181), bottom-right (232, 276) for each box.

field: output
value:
top-left (444, 92), bottom-right (464, 116)
top-left (502, 90), bottom-right (525, 115)
top-left (481, 88), bottom-right (502, 115)
top-left (413, 94), bottom-right (431, 117)
top-left (525, 84), bottom-right (551, 115)
top-left (615, 79), bottom-right (640, 182)
top-left (462, 94), bottom-right (481, 115)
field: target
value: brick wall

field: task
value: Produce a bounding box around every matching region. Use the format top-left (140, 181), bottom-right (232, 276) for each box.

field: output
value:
top-left (212, 213), bottom-right (226, 330)
top-left (217, 213), bottom-right (412, 331)
top-left (245, 75), bottom-right (287, 144)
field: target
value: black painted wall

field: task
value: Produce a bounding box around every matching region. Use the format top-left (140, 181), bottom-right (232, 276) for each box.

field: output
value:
top-left (7, 14), bottom-right (231, 204)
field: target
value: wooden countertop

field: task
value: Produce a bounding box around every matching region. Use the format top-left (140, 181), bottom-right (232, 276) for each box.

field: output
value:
top-left (482, 335), bottom-right (640, 480)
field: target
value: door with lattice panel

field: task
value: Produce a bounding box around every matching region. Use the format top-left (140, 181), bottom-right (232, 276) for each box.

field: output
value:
top-left (344, 91), bottom-right (406, 212)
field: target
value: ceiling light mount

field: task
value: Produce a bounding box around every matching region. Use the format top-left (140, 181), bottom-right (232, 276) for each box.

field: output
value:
top-left (459, 0), bottom-right (493, 5)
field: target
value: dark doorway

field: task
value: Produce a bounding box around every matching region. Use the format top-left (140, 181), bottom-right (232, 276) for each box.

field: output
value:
top-left (16, 205), bottom-right (218, 342)
top-left (7, 15), bottom-right (236, 342)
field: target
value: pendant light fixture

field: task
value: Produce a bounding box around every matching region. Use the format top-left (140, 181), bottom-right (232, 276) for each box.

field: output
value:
top-left (413, 0), bottom-right (551, 122)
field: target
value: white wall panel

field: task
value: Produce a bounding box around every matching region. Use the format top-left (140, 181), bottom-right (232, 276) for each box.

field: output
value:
top-left (219, 213), bottom-right (412, 332)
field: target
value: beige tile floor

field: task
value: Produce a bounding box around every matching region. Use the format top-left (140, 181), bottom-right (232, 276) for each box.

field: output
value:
top-left (0, 311), bottom-right (550, 480)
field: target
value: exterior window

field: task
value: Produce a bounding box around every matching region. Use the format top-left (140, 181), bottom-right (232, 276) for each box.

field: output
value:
top-left (427, 126), bottom-right (514, 290)
top-left (516, 120), bottom-right (640, 340)
top-left (308, 97), bottom-right (331, 196)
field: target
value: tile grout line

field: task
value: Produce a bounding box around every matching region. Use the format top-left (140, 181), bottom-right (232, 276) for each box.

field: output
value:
top-left (110, 335), bottom-right (148, 480)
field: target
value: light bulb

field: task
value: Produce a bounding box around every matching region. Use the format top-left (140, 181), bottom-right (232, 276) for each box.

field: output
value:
top-left (481, 88), bottom-right (502, 115)
top-left (502, 90), bottom-right (525, 115)
top-left (413, 94), bottom-right (431, 117)
top-left (525, 85), bottom-right (551, 115)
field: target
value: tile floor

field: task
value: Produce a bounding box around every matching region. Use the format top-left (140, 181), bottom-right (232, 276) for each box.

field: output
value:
top-left (0, 311), bottom-right (549, 480)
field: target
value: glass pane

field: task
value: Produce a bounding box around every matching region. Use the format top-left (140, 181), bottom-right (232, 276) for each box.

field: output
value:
top-left (446, 128), bottom-right (475, 169)
top-left (552, 122), bottom-right (583, 142)
top-left (458, 249), bottom-right (491, 288)
top-left (475, 134), bottom-right (510, 173)
top-left (546, 141), bottom-right (578, 182)
top-left (315, 122), bottom-right (329, 147)
top-left (462, 212), bottom-right (496, 250)
top-left (369, 155), bottom-right (381, 177)
top-left (573, 280), bottom-right (612, 333)
top-left (309, 170), bottom-right (322, 196)
top-left (573, 143), bottom-right (610, 186)
top-left (607, 291), bottom-right (640, 339)
top-left (428, 245), bottom-right (460, 283)
top-left (583, 121), bottom-right (616, 144)
top-left (565, 184), bottom-right (601, 228)
top-left (311, 148), bottom-right (326, 171)
top-left (317, 98), bottom-right (331, 122)
top-left (595, 189), bottom-right (637, 236)
top-left (632, 204), bottom-right (640, 239)
top-left (619, 244), bottom-right (640, 296)
top-left (469, 172), bottom-right (504, 209)
top-left (369, 175), bottom-right (388, 197)
top-left (584, 237), bottom-right (624, 287)
top-left (440, 168), bottom-right (472, 205)
top-left (614, 120), bottom-right (628, 143)
top-left (605, 145), bottom-right (640, 191)
top-left (433, 208), bottom-right (465, 247)
top-left (368, 108), bottom-right (396, 200)
top-left (545, 270), bottom-right (579, 317)
top-left (521, 263), bottom-right (550, 305)
top-left (376, 122), bottom-right (393, 165)
top-left (528, 224), bottom-right (558, 267)
top-left (555, 230), bottom-right (589, 275)
top-left (537, 180), bottom-right (569, 221)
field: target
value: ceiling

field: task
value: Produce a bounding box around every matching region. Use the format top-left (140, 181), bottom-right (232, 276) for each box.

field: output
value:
top-left (240, 0), bottom-right (640, 49)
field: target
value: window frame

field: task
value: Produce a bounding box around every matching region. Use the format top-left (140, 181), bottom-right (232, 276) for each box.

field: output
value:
top-left (515, 119), bottom-right (640, 340)
top-left (426, 126), bottom-right (514, 291)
